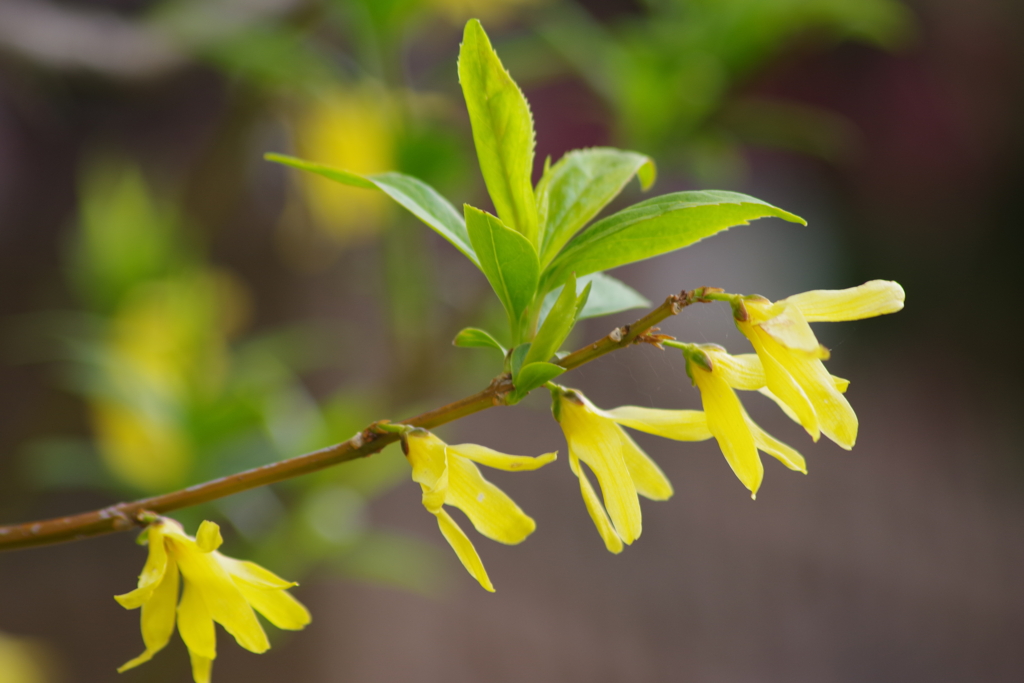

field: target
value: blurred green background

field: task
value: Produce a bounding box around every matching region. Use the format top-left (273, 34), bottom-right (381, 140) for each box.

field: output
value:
top-left (0, 0), bottom-right (1022, 681)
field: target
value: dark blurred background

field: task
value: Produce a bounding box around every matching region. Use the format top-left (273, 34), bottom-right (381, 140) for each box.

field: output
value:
top-left (1, 0), bottom-right (1022, 681)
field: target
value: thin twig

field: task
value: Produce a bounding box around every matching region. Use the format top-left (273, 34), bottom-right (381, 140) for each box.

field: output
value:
top-left (0, 288), bottom-right (715, 552)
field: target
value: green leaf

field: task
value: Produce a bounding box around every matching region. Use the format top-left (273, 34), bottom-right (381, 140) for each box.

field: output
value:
top-left (579, 273), bottom-right (648, 319)
top-left (575, 280), bottom-right (593, 318)
top-left (525, 273), bottom-right (578, 366)
top-left (265, 153), bottom-right (477, 266)
top-left (458, 19), bottom-right (540, 245)
top-left (464, 205), bottom-right (540, 339)
top-left (539, 272), bottom-right (650, 326)
top-left (542, 191), bottom-right (806, 290)
top-left (537, 148), bottom-right (656, 266)
top-left (507, 362), bottom-right (566, 405)
top-left (452, 327), bottom-right (507, 355)
top-left (509, 343), bottom-right (531, 379)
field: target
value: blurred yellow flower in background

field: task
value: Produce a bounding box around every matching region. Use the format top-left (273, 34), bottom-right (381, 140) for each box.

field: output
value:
top-left (403, 430), bottom-right (555, 591)
top-left (106, 273), bottom-right (242, 400)
top-left (0, 632), bottom-right (54, 683)
top-left (286, 85), bottom-right (398, 251)
top-left (427, 0), bottom-right (548, 23)
top-left (116, 518), bottom-right (310, 683)
top-left (89, 271), bottom-right (248, 492)
top-left (734, 280), bottom-right (905, 449)
top-left (91, 401), bottom-right (191, 493)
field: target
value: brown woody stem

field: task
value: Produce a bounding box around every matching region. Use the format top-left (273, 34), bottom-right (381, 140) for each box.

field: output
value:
top-left (0, 288), bottom-right (714, 552)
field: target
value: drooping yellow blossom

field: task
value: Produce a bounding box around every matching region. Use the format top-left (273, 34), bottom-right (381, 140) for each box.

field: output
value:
top-left (733, 280), bottom-right (905, 449)
top-left (550, 387), bottom-right (707, 553)
top-left (403, 430), bottom-right (556, 591)
top-left (679, 344), bottom-right (807, 498)
top-left (115, 518), bottom-right (310, 683)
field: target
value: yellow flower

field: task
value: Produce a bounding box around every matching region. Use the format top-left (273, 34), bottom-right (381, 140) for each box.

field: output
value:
top-left (734, 280), bottom-right (905, 449)
top-left (427, 0), bottom-right (547, 23)
top-left (91, 401), bottom-right (190, 492)
top-left (90, 271), bottom-right (247, 492)
top-left (0, 631), bottom-right (52, 683)
top-left (679, 344), bottom-right (807, 497)
top-left (291, 85), bottom-right (396, 245)
top-left (403, 430), bottom-right (556, 592)
top-left (550, 387), bottom-right (708, 553)
top-left (115, 518), bottom-right (310, 683)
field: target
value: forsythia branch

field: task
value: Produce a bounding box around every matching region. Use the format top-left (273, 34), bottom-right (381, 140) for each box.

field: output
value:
top-left (0, 288), bottom-right (716, 552)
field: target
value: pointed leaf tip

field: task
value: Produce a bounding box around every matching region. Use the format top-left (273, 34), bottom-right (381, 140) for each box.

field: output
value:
top-left (637, 158), bottom-right (656, 191)
top-left (458, 18), bottom-right (539, 245)
top-left (264, 153), bottom-right (477, 265)
top-left (453, 327), bottom-right (507, 355)
top-left (543, 190), bottom-right (806, 288)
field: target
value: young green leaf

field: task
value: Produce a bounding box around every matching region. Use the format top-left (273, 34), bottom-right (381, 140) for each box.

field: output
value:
top-left (452, 328), bottom-right (507, 355)
top-left (538, 272), bottom-right (650, 327)
top-left (524, 273), bottom-right (578, 366)
top-left (465, 205), bottom-right (540, 339)
top-left (578, 273), bottom-right (648, 319)
top-left (509, 342), bottom-right (532, 380)
top-left (574, 280), bottom-right (592, 318)
top-left (458, 19), bottom-right (540, 245)
top-left (542, 190), bottom-right (806, 290)
top-left (265, 153), bottom-right (477, 266)
top-left (536, 148), bottom-right (656, 266)
top-left (507, 362), bottom-right (566, 405)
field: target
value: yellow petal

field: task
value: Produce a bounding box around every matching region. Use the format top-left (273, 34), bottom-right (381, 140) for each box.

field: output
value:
top-left (444, 454), bottom-right (536, 545)
top-left (779, 351), bottom-right (858, 449)
top-left (170, 537), bottom-right (269, 655)
top-left (617, 429), bottom-right (673, 501)
top-left (785, 280), bottom-right (905, 322)
top-left (758, 302), bottom-right (821, 353)
top-left (218, 555), bottom-right (310, 630)
top-left (157, 517), bottom-right (190, 539)
top-left (233, 581), bottom-right (311, 631)
top-left (448, 443), bottom-right (557, 471)
top-left (117, 557), bottom-right (179, 672)
top-left (704, 350), bottom-right (766, 390)
top-left (420, 468), bottom-right (449, 514)
top-left (176, 578), bottom-right (216, 661)
top-left (435, 508), bottom-right (494, 592)
top-left (569, 451), bottom-right (623, 554)
top-left (742, 296), bottom-right (776, 324)
top-left (759, 373), bottom-right (848, 422)
top-left (693, 365), bottom-right (763, 495)
top-left (558, 395), bottom-right (642, 544)
top-left (406, 431), bottom-right (448, 513)
top-left (756, 330), bottom-right (856, 446)
top-left (142, 558), bottom-right (180, 647)
top-left (757, 387), bottom-right (801, 424)
top-left (741, 322), bottom-right (820, 441)
top-left (115, 522), bottom-right (169, 609)
top-left (188, 651), bottom-right (213, 683)
top-left (749, 419), bottom-right (806, 473)
top-left (218, 556), bottom-right (296, 590)
top-left (405, 431), bottom-right (447, 485)
top-left (603, 406), bottom-right (712, 441)
top-left (195, 521), bottom-right (223, 553)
